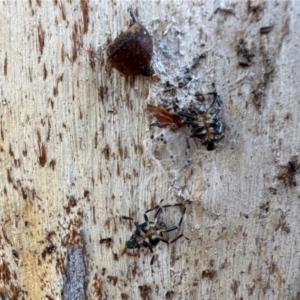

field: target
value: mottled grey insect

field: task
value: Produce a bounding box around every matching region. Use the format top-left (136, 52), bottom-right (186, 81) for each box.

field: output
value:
top-left (122, 200), bottom-right (189, 265)
top-left (179, 92), bottom-right (224, 151)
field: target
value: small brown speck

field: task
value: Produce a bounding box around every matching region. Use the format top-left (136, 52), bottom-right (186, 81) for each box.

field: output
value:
top-left (231, 280), bottom-right (240, 295)
top-left (138, 285), bottom-right (151, 300)
top-left (98, 86), bottom-right (108, 101)
top-left (4, 53), bottom-right (7, 76)
top-left (107, 275), bottom-right (118, 286)
top-left (0, 260), bottom-right (11, 284)
top-left (43, 63), bottom-right (47, 80)
top-left (7, 169), bottom-right (12, 183)
top-left (94, 132), bottom-right (98, 149)
top-left (61, 45), bottom-right (65, 63)
top-left (12, 250), bottom-right (19, 259)
top-left (68, 196), bottom-right (77, 207)
top-left (21, 187), bottom-right (27, 200)
top-left (165, 290), bottom-right (174, 300)
top-left (49, 159), bottom-right (56, 170)
top-left (37, 131), bottom-right (47, 167)
top-left (80, 0), bottom-right (89, 34)
top-left (9, 144), bottom-right (14, 157)
top-left (260, 25), bottom-right (273, 34)
top-left (268, 187), bottom-right (277, 194)
top-left (72, 23), bottom-right (78, 62)
top-left (121, 293), bottom-right (129, 300)
top-left (99, 238), bottom-right (113, 247)
top-left (277, 159), bottom-right (299, 187)
top-left (102, 145), bottom-right (111, 160)
top-left (59, 2), bottom-right (66, 20)
top-left (202, 269), bottom-right (215, 279)
top-left (37, 22), bottom-right (45, 55)
top-left (236, 39), bottom-right (254, 67)
top-left (48, 98), bottom-right (54, 109)
top-left (56, 74), bottom-right (64, 84)
top-left (87, 46), bottom-right (96, 71)
top-left (53, 86), bottom-right (58, 97)
top-left (42, 244), bottom-right (56, 259)
top-left (0, 121), bottom-right (4, 141)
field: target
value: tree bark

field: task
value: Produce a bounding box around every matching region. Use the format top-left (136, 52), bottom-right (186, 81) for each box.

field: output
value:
top-left (0, 1), bottom-right (299, 299)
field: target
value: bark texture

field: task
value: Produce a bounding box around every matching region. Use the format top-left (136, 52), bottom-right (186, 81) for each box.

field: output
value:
top-left (0, 1), bottom-right (299, 299)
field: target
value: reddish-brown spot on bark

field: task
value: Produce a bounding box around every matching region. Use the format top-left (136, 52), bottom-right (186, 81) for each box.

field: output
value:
top-left (0, 121), bottom-right (4, 141)
top-left (22, 143), bottom-right (27, 156)
top-left (138, 285), bottom-right (151, 300)
top-left (9, 144), bottom-right (14, 157)
top-left (37, 21), bottom-right (45, 55)
top-left (0, 260), bottom-right (11, 284)
top-left (61, 44), bottom-right (65, 63)
top-left (231, 280), bottom-right (240, 295)
top-left (98, 86), bottom-right (108, 101)
top-left (43, 63), bottom-right (47, 80)
top-left (7, 169), bottom-right (12, 183)
top-left (80, 0), bottom-right (89, 34)
top-left (59, 2), bottom-right (66, 20)
top-left (87, 45), bottom-right (96, 71)
top-left (49, 159), bottom-right (56, 170)
top-left (107, 275), bottom-right (118, 286)
top-left (56, 74), bottom-right (64, 84)
top-left (72, 23), bottom-right (78, 62)
top-left (102, 145), bottom-right (111, 160)
top-left (37, 130), bottom-right (46, 167)
top-left (4, 53), bottom-right (7, 76)
top-left (92, 273), bottom-right (102, 297)
top-left (94, 132), bottom-right (98, 149)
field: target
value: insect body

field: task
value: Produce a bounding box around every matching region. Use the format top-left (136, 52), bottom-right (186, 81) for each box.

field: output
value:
top-left (178, 92), bottom-right (224, 151)
top-left (122, 201), bottom-right (189, 264)
top-left (107, 8), bottom-right (153, 76)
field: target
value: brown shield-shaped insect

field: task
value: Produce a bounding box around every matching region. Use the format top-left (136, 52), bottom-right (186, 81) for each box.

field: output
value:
top-left (107, 8), bottom-right (154, 76)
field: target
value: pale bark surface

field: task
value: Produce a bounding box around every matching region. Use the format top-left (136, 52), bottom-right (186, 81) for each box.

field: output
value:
top-left (0, 1), bottom-right (299, 299)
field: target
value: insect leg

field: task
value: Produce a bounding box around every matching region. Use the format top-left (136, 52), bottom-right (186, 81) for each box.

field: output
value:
top-left (145, 199), bottom-right (164, 214)
top-left (207, 92), bottom-right (220, 109)
top-left (186, 137), bottom-right (191, 150)
top-left (145, 240), bottom-right (154, 253)
top-left (178, 111), bottom-right (197, 119)
top-left (162, 203), bottom-right (183, 209)
top-left (150, 255), bottom-right (155, 265)
top-left (151, 234), bottom-right (169, 244)
top-left (169, 234), bottom-right (190, 244)
top-left (122, 216), bottom-right (134, 220)
top-left (160, 225), bottom-right (178, 233)
top-left (143, 214), bottom-right (151, 229)
top-left (134, 222), bottom-right (146, 237)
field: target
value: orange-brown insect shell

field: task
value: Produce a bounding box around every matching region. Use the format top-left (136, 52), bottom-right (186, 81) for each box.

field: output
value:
top-left (107, 22), bottom-right (153, 76)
